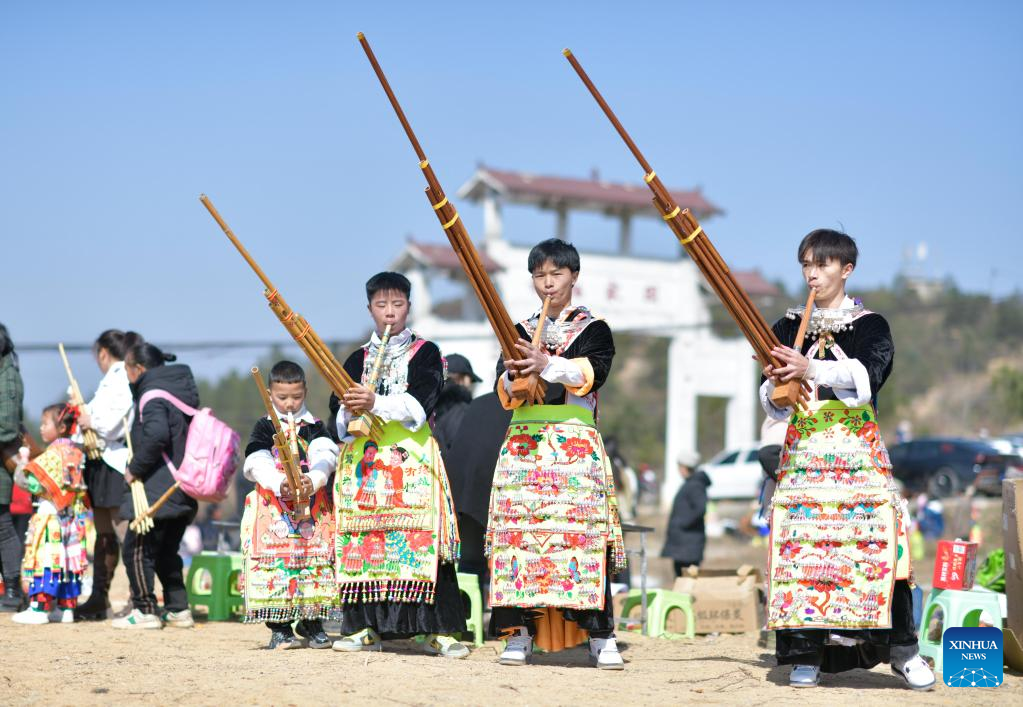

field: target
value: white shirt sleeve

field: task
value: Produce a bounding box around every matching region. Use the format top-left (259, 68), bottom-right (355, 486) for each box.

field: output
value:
top-left (242, 449), bottom-right (285, 496)
top-left (85, 365), bottom-right (134, 441)
top-left (539, 356), bottom-right (586, 386)
top-left (370, 393), bottom-right (427, 431)
top-left (805, 358), bottom-right (872, 406)
top-left (759, 379), bottom-right (794, 421)
top-left (306, 437), bottom-right (338, 493)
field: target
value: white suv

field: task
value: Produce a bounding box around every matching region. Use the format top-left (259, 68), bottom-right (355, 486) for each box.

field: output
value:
top-left (700, 443), bottom-right (766, 500)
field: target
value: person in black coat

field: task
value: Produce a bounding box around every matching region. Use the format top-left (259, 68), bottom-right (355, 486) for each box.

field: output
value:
top-left (113, 343), bottom-right (200, 630)
top-left (431, 353), bottom-right (480, 456)
top-left (661, 451), bottom-right (711, 576)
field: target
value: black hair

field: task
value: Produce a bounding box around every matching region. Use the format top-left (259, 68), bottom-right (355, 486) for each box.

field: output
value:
top-left (269, 360), bottom-right (306, 386)
top-left (93, 329), bottom-right (144, 361)
top-left (797, 229), bottom-right (858, 268)
top-left (527, 238), bottom-right (580, 273)
top-left (362, 441), bottom-right (379, 453)
top-left (42, 403), bottom-right (75, 438)
top-left (125, 342), bottom-right (176, 370)
top-left (0, 323), bottom-right (16, 366)
top-left (366, 272), bottom-right (411, 302)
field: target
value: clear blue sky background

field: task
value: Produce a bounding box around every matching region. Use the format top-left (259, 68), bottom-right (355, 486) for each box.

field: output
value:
top-left (2, 1), bottom-right (1021, 411)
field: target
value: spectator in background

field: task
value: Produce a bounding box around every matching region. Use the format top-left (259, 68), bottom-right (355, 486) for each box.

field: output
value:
top-left (432, 353), bottom-right (481, 454)
top-left (756, 416), bottom-right (788, 523)
top-left (113, 343), bottom-right (199, 630)
top-left (75, 329), bottom-right (142, 621)
top-left (661, 451), bottom-right (711, 577)
top-left (0, 323), bottom-right (26, 612)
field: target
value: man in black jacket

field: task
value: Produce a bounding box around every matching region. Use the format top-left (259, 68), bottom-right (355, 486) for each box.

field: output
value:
top-left (113, 344), bottom-right (199, 630)
top-left (661, 451), bottom-right (711, 576)
top-left (431, 353), bottom-right (480, 455)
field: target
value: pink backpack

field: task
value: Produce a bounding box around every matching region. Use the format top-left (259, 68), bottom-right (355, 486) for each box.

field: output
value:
top-left (138, 389), bottom-right (240, 502)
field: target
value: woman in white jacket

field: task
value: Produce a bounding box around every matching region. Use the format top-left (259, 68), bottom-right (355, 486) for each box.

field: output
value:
top-left (74, 330), bottom-right (141, 620)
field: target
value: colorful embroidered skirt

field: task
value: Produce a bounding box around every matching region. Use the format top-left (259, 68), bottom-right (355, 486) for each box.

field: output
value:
top-left (333, 421), bottom-right (459, 605)
top-left (240, 486), bottom-right (337, 622)
top-left (487, 404), bottom-right (625, 610)
top-left (22, 505), bottom-right (88, 591)
top-left (768, 401), bottom-right (910, 630)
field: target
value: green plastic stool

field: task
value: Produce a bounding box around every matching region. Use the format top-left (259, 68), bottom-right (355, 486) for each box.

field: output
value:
top-left (619, 588), bottom-right (695, 639)
top-left (456, 572), bottom-right (485, 647)
top-left (918, 587), bottom-right (1004, 674)
top-left (186, 551), bottom-right (244, 621)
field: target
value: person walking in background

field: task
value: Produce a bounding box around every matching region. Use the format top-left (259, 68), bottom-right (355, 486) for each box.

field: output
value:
top-left (0, 323), bottom-right (27, 613)
top-left (112, 343), bottom-right (199, 630)
top-left (431, 353), bottom-right (480, 455)
top-left (74, 329), bottom-right (142, 621)
top-left (661, 451), bottom-right (710, 577)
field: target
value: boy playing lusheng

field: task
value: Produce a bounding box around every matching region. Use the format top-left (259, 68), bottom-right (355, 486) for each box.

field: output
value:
top-left (761, 229), bottom-right (934, 690)
top-left (329, 272), bottom-right (466, 658)
top-left (241, 360), bottom-right (338, 649)
top-left (487, 238), bottom-right (626, 669)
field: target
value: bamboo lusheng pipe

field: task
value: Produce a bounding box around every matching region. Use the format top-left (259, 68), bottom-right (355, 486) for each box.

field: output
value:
top-left (125, 416), bottom-right (154, 534)
top-left (356, 33), bottom-right (530, 370)
top-left (348, 325), bottom-right (392, 437)
top-left (131, 481), bottom-right (180, 532)
top-left (510, 296), bottom-right (552, 401)
top-left (199, 193), bottom-right (385, 437)
top-left (562, 49), bottom-right (809, 407)
top-left (251, 367), bottom-right (310, 519)
top-left (770, 289), bottom-right (817, 408)
top-left (58, 343), bottom-right (101, 460)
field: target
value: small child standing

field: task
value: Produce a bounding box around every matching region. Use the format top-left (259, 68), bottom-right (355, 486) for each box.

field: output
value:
top-left (241, 361), bottom-right (338, 649)
top-left (12, 404), bottom-right (89, 624)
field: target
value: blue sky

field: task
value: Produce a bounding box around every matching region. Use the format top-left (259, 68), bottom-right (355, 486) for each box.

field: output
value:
top-left (2, 1), bottom-right (1021, 411)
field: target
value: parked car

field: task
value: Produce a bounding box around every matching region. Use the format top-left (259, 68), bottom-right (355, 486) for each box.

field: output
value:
top-left (700, 443), bottom-right (764, 500)
top-left (888, 437), bottom-right (1023, 497)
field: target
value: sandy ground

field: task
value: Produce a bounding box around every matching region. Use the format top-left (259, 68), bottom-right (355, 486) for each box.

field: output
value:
top-left (3, 498), bottom-right (1016, 705)
top-left (2, 619), bottom-right (1018, 705)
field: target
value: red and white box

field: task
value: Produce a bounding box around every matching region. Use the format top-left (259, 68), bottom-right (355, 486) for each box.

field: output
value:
top-left (932, 539), bottom-right (979, 590)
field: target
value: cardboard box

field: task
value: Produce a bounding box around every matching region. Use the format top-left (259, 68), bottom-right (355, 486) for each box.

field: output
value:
top-left (932, 539), bottom-right (978, 590)
top-left (670, 565), bottom-right (763, 634)
top-left (1004, 479), bottom-right (1023, 650)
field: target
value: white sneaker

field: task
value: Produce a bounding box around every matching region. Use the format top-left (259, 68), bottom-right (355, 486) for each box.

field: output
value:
top-left (161, 609), bottom-right (195, 628)
top-left (891, 654), bottom-right (936, 691)
top-left (111, 608), bottom-right (162, 630)
top-left (422, 634), bottom-right (470, 659)
top-left (589, 636), bottom-right (625, 670)
top-left (498, 630), bottom-right (533, 666)
top-left (789, 664), bottom-right (820, 687)
top-left (12, 607), bottom-right (50, 625)
top-left (332, 627), bottom-right (382, 652)
top-left (48, 608), bottom-right (75, 624)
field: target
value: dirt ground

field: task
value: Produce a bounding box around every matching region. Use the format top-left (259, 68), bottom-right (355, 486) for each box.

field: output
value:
top-left (2, 618), bottom-right (1018, 705)
top-left (3, 497), bottom-right (1017, 705)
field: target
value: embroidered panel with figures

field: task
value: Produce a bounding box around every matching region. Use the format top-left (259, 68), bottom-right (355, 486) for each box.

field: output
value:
top-left (487, 404), bottom-right (625, 610)
top-left (333, 421), bottom-right (459, 605)
top-left (240, 485), bottom-right (337, 622)
top-left (768, 400), bottom-right (910, 630)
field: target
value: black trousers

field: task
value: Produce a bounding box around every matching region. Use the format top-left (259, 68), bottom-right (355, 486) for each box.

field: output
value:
top-left (123, 514), bottom-right (192, 615)
top-left (776, 579), bottom-right (918, 672)
top-left (0, 504), bottom-right (23, 587)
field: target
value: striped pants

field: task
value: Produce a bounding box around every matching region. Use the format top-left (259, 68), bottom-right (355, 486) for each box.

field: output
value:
top-left (122, 514), bottom-right (191, 615)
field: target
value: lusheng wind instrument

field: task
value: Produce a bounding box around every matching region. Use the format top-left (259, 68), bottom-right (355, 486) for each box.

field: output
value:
top-left (357, 32), bottom-right (545, 404)
top-left (58, 343), bottom-right (102, 459)
top-left (770, 289), bottom-right (817, 407)
top-left (509, 296), bottom-right (552, 402)
top-left (252, 367), bottom-right (310, 520)
top-left (125, 416), bottom-right (154, 534)
top-left (563, 49), bottom-right (809, 409)
top-left (348, 324), bottom-right (392, 437)
top-left (200, 194), bottom-right (385, 436)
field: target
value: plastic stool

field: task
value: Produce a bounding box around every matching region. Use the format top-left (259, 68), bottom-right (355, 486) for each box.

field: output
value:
top-left (619, 588), bottom-right (695, 639)
top-left (456, 572), bottom-right (485, 646)
top-left (918, 587), bottom-right (1004, 674)
top-left (186, 551), bottom-right (244, 621)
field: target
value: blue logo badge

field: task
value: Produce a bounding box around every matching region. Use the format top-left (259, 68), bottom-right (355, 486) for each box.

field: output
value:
top-left (942, 626), bottom-right (1003, 687)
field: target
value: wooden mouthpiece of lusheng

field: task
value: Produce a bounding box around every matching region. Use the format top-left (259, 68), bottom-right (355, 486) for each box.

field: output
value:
top-left (770, 289), bottom-right (817, 409)
top-left (348, 325), bottom-right (391, 437)
top-left (510, 296), bottom-right (552, 402)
